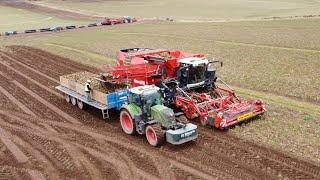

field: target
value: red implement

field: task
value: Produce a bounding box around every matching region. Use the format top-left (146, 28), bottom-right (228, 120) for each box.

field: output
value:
top-left (175, 84), bottom-right (265, 129)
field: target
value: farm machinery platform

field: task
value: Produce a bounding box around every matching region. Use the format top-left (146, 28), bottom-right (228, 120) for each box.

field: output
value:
top-left (99, 48), bottom-right (221, 90)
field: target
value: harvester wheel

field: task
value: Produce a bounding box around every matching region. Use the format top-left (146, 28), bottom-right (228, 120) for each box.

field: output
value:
top-left (120, 110), bottom-right (136, 135)
top-left (177, 115), bottom-right (189, 124)
top-left (65, 94), bottom-right (70, 103)
top-left (71, 97), bottom-right (77, 106)
top-left (77, 99), bottom-right (85, 109)
top-left (146, 124), bottom-right (165, 147)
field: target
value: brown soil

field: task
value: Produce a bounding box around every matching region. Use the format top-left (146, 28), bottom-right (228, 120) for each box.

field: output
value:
top-left (0, 45), bottom-right (319, 179)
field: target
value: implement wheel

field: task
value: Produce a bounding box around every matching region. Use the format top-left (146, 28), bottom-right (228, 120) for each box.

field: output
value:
top-left (120, 110), bottom-right (136, 135)
top-left (65, 94), bottom-right (70, 103)
top-left (146, 124), bottom-right (164, 147)
top-left (71, 97), bottom-right (77, 106)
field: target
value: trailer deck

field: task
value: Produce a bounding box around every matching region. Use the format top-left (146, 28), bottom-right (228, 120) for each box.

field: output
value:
top-left (56, 85), bottom-right (110, 118)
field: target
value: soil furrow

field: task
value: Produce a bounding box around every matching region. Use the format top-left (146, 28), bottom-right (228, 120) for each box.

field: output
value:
top-left (0, 52), bottom-right (59, 83)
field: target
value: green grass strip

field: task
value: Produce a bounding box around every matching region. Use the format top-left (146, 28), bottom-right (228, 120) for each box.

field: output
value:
top-left (234, 86), bottom-right (320, 116)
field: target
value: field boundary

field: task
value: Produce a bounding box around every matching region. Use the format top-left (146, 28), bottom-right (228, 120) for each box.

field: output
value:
top-left (46, 43), bottom-right (114, 64)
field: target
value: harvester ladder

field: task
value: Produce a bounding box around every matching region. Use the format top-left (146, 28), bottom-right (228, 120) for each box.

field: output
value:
top-left (102, 109), bottom-right (109, 119)
top-left (125, 56), bottom-right (131, 65)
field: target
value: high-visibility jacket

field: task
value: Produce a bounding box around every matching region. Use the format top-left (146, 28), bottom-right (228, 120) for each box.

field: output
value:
top-left (84, 83), bottom-right (91, 92)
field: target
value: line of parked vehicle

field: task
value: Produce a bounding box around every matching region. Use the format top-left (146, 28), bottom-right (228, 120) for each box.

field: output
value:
top-left (1, 16), bottom-right (137, 36)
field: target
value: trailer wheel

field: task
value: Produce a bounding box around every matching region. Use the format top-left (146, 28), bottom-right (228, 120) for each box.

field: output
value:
top-left (71, 97), bottom-right (77, 106)
top-left (146, 124), bottom-right (164, 147)
top-left (177, 115), bottom-right (189, 124)
top-left (77, 99), bottom-right (85, 109)
top-left (65, 94), bottom-right (71, 103)
top-left (120, 110), bottom-right (136, 135)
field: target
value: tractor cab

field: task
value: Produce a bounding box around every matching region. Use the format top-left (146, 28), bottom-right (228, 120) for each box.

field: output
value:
top-left (128, 85), bottom-right (162, 114)
top-left (177, 57), bottom-right (221, 90)
top-left (128, 85), bottom-right (176, 128)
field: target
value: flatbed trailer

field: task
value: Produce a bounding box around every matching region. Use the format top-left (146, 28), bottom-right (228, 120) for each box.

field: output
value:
top-left (56, 85), bottom-right (128, 119)
top-left (57, 85), bottom-right (107, 118)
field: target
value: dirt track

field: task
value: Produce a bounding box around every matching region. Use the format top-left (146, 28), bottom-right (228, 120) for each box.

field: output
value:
top-left (0, 46), bottom-right (319, 179)
top-left (0, 0), bottom-right (101, 21)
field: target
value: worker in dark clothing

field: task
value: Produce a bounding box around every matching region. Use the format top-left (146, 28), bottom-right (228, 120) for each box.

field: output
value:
top-left (84, 80), bottom-right (92, 101)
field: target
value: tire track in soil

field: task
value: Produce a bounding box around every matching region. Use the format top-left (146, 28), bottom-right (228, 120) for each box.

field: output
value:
top-left (0, 166), bottom-right (30, 180)
top-left (0, 50), bottom-right (63, 79)
top-left (0, 88), bottom-right (101, 180)
top-left (0, 60), bottom-right (63, 98)
top-left (6, 47), bottom-right (78, 77)
top-left (0, 109), bottom-right (159, 180)
top-left (0, 127), bottom-right (29, 164)
top-left (9, 46), bottom-right (97, 73)
top-left (12, 80), bottom-right (81, 125)
top-left (0, 86), bottom-right (37, 117)
top-left (0, 52), bottom-right (59, 83)
top-left (199, 128), bottom-right (320, 179)
top-left (5, 117), bottom-right (119, 180)
top-left (1, 46), bottom-right (317, 177)
top-left (0, 77), bottom-right (65, 123)
top-left (0, 113), bottom-right (134, 180)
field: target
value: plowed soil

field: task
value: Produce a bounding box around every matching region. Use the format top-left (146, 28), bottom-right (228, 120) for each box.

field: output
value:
top-left (0, 45), bottom-right (319, 179)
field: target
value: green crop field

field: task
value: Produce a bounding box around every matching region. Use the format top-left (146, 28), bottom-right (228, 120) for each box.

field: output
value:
top-left (34, 0), bottom-right (320, 21)
top-left (0, 5), bottom-right (89, 32)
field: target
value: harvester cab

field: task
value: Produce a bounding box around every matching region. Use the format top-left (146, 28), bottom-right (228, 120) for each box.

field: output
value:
top-left (119, 85), bottom-right (198, 146)
top-left (177, 57), bottom-right (222, 91)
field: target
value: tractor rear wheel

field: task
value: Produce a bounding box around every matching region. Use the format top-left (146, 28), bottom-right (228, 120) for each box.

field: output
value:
top-left (65, 94), bottom-right (70, 103)
top-left (71, 97), bottom-right (77, 106)
top-left (145, 124), bottom-right (165, 147)
top-left (177, 115), bottom-right (189, 124)
top-left (120, 110), bottom-right (136, 135)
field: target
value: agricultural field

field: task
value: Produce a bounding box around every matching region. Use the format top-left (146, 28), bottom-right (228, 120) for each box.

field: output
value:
top-left (0, 0), bottom-right (319, 179)
top-left (32, 0), bottom-right (320, 21)
top-left (0, 5), bottom-right (90, 32)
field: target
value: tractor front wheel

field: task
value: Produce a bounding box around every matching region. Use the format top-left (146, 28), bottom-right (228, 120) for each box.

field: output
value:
top-left (145, 124), bottom-right (165, 147)
top-left (120, 110), bottom-right (136, 135)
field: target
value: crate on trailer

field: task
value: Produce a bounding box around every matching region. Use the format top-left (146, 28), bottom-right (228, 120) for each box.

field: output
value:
top-left (92, 90), bottom-right (107, 105)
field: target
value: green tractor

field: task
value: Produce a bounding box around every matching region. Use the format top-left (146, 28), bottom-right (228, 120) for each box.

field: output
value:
top-left (119, 85), bottom-right (198, 146)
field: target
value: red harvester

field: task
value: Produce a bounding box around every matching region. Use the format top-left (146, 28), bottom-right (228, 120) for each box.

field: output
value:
top-left (100, 48), bottom-right (218, 90)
